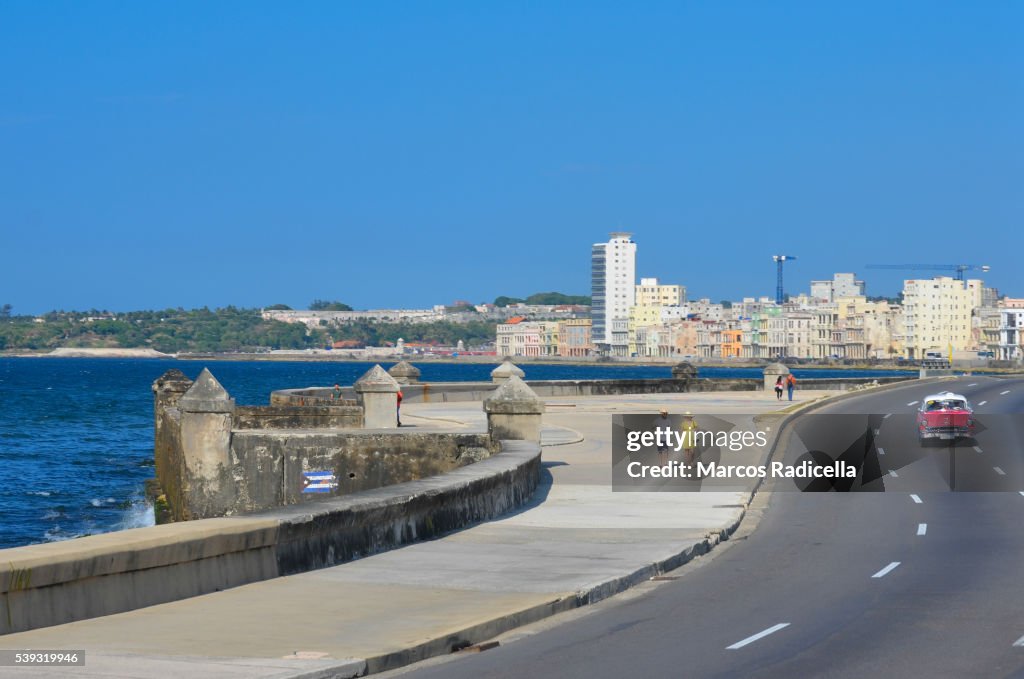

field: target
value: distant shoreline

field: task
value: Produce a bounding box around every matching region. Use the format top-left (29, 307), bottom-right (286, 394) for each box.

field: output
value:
top-left (4, 348), bottom-right (1015, 373)
top-left (7, 347), bottom-right (173, 359)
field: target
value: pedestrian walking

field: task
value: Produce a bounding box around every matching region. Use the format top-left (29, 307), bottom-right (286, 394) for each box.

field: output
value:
top-left (656, 408), bottom-right (670, 465)
top-left (774, 376), bottom-right (784, 401)
top-left (683, 412), bottom-right (697, 466)
top-left (786, 374), bottom-right (796, 401)
top-left (396, 389), bottom-right (403, 427)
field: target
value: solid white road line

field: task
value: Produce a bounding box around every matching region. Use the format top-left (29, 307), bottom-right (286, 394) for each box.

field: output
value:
top-left (974, 446), bottom-right (983, 453)
top-left (910, 494), bottom-right (923, 504)
top-left (917, 523), bottom-right (927, 536)
top-left (726, 623), bottom-right (791, 650)
top-left (872, 562), bottom-right (901, 578)
top-left (907, 401), bottom-right (919, 407)
top-left (979, 401), bottom-right (988, 406)
top-left (994, 467), bottom-right (1006, 476)
top-left (1001, 390), bottom-right (1011, 395)
top-left (889, 469), bottom-right (899, 478)
top-left (878, 447), bottom-right (885, 456)
top-left (1014, 634), bottom-right (1024, 648)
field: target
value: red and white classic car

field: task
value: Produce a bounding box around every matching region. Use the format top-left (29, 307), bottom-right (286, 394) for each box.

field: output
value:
top-left (917, 392), bottom-right (975, 444)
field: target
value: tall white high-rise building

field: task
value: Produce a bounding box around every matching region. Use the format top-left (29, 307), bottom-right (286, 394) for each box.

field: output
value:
top-left (591, 232), bottom-right (636, 351)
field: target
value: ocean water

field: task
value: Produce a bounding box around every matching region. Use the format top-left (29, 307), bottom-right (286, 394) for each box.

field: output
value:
top-left (0, 358), bottom-right (913, 548)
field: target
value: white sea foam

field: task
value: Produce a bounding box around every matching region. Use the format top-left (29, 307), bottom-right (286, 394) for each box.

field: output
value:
top-left (118, 502), bottom-right (155, 529)
top-left (43, 526), bottom-right (82, 542)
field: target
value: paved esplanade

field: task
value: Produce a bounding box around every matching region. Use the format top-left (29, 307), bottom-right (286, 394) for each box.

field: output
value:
top-left (0, 389), bottom-right (832, 678)
top-left (395, 377), bottom-right (1024, 679)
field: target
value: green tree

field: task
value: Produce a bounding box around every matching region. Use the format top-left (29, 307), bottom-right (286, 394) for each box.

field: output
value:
top-left (309, 299), bottom-right (353, 311)
top-left (524, 292), bottom-right (591, 305)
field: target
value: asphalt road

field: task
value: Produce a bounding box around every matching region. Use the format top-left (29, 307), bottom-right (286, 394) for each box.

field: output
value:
top-left (394, 377), bottom-right (1024, 679)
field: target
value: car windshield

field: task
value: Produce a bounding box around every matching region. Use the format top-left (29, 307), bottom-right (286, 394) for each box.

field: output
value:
top-left (925, 399), bottom-right (966, 411)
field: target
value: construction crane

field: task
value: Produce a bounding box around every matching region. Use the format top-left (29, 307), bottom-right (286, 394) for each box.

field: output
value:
top-left (865, 263), bottom-right (990, 281)
top-left (772, 255), bottom-right (797, 304)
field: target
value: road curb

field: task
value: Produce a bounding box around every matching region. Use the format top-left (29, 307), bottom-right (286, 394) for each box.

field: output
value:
top-left (541, 424), bottom-right (585, 447)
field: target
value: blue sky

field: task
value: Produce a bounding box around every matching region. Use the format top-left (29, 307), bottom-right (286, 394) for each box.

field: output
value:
top-left (2, 1), bottom-right (1021, 314)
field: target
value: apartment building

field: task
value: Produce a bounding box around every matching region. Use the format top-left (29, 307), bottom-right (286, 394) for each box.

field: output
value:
top-left (902, 277), bottom-right (979, 359)
top-left (591, 233), bottom-right (636, 352)
top-left (998, 309), bottom-right (1024, 360)
top-left (628, 304), bottom-right (666, 356)
top-left (810, 273), bottom-right (866, 302)
top-left (557, 318), bottom-right (593, 357)
top-left (635, 278), bottom-right (686, 306)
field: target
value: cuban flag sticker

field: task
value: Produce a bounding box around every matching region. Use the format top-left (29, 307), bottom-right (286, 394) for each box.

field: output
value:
top-left (302, 470), bottom-right (339, 493)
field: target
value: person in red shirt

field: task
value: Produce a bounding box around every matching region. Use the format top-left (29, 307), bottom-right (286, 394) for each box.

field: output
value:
top-left (396, 389), bottom-right (403, 427)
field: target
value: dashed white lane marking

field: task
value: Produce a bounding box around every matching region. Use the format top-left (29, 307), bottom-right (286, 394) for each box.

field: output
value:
top-left (878, 447), bottom-right (885, 456)
top-left (974, 446), bottom-right (983, 453)
top-left (917, 523), bottom-right (927, 536)
top-left (994, 467), bottom-right (1006, 476)
top-left (874, 429), bottom-right (880, 435)
top-left (910, 494), bottom-right (923, 504)
top-left (968, 383), bottom-right (978, 387)
top-left (907, 401), bottom-right (919, 407)
top-left (979, 401), bottom-right (988, 406)
top-left (726, 623), bottom-right (791, 650)
top-left (884, 413), bottom-right (893, 419)
top-left (1001, 390), bottom-right (1011, 395)
top-left (1014, 634), bottom-right (1024, 647)
top-left (872, 562), bottom-right (901, 578)
top-left (889, 469), bottom-right (899, 478)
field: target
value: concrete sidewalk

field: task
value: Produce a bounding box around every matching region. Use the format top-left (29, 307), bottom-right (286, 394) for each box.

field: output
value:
top-left (0, 390), bottom-right (835, 679)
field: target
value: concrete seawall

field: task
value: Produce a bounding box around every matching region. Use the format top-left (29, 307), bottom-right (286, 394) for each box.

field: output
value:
top-left (272, 375), bottom-right (914, 405)
top-left (153, 369), bottom-right (503, 521)
top-left (0, 440), bottom-right (541, 635)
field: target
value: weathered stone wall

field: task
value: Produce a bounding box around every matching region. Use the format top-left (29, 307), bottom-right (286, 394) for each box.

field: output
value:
top-left (227, 431), bottom-right (497, 514)
top-left (370, 378), bottom-right (760, 403)
top-left (0, 441), bottom-right (541, 635)
top-left (269, 388), bottom-right (358, 406)
top-left (788, 376), bottom-right (913, 390)
top-left (233, 405), bottom-right (363, 430)
top-left (270, 378), bottom-right (754, 406)
top-left (153, 407), bottom-right (186, 521)
top-left (152, 369), bottom-right (499, 520)
top-left (272, 375), bottom-right (914, 405)
top-left (273, 441), bottom-right (541, 574)
top-left (151, 370), bottom-right (192, 523)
